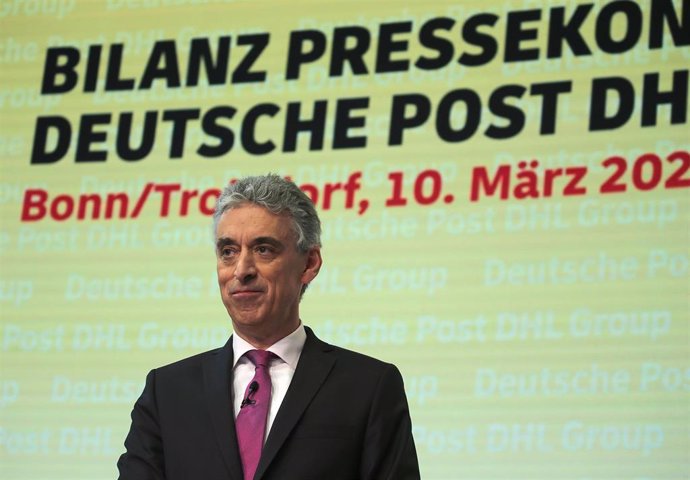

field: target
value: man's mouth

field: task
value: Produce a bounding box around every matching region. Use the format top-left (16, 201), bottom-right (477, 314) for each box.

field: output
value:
top-left (231, 289), bottom-right (264, 298)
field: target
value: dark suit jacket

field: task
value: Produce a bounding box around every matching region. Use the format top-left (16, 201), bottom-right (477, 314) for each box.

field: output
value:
top-left (117, 327), bottom-right (420, 480)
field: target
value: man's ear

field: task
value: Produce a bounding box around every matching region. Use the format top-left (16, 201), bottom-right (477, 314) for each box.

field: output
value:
top-left (301, 247), bottom-right (322, 284)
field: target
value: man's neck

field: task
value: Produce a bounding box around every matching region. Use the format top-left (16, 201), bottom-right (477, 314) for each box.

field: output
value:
top-left (233, 320), bottom-right (301, 350)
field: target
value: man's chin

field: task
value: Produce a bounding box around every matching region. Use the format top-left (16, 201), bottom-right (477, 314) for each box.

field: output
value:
top-left (225, 296), bottom-right (262, 312)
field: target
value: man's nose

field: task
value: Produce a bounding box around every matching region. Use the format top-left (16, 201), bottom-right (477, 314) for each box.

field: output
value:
top-left (234, 250), bottom-right (257, 282)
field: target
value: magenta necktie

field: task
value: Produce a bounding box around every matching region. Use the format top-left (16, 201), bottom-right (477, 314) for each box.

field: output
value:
top-left (236, 350), bottom-right (275, 480)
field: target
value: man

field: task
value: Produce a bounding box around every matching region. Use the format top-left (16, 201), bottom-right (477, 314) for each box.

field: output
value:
top-left (118, 174), bottom-right (420, 480)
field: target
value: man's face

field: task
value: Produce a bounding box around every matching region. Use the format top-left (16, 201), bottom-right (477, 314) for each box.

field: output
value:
top-left (215, 204), bottom-right (321, 346)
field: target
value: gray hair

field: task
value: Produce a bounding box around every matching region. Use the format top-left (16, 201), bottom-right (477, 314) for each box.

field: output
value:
top-left (213, 174), bottom-right (321, 253)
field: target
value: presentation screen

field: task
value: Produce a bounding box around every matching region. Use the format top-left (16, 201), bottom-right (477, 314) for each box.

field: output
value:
top-left (1, 1), bottom-right (688, 478)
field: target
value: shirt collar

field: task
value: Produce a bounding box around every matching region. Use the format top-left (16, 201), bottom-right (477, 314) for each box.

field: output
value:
top-left (232, 322), bottom-right (307, 369)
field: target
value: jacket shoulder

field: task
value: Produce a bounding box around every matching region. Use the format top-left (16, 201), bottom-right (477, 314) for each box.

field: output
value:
top-left (307, 328), bottom-right (399, 377)
top-left (153, 342), bottom-right (228, 379)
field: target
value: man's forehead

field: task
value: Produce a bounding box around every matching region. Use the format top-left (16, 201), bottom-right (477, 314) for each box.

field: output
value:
top-left (216, 205), bottom-right (295, 238)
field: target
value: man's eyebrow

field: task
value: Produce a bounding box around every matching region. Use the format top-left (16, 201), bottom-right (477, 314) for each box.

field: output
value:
top-left (215, 236), bottom-right (284, 249)
top-left (251, 236), bottom-right (283, 248)
top-left (216, 237), bottom-right (237, 250)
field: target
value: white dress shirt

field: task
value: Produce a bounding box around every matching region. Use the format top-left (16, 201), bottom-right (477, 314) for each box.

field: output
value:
top-left (232, 323), bottom-right (307, 442)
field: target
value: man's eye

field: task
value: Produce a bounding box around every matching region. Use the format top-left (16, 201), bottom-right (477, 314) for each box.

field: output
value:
top-left (256, 246), bottom-right (272, 255)
top-left (220, 247), bottom-right (235, 257)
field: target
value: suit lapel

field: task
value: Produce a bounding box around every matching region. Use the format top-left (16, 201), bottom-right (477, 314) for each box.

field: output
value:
top-left (254, 327), bottom-right (336, 480)
top-left (202, 337), bottom-right (244, 480)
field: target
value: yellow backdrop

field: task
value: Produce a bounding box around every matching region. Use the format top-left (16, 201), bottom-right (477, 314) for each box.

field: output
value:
top-left (1, 1), bottom-right (688, 478)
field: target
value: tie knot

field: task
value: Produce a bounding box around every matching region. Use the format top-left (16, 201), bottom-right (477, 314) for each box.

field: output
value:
top-left (245, 349), bottom-right (275, 367)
